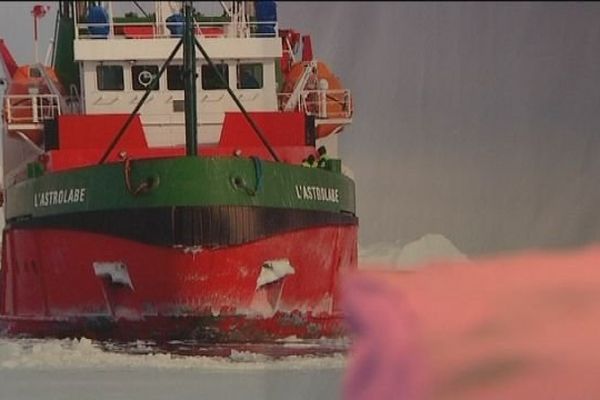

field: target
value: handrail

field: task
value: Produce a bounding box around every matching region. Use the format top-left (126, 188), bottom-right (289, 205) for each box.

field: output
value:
top-left (75, 20), bottom-right (279, 40)
top-left (3, 94), bottom-right (61, 124)
top-left (278, 89), bottom-right (353, 120)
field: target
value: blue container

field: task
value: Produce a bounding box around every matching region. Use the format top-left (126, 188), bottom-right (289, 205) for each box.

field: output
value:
top-left (87, 5), bottom-right (109, 38)
top-left (255, 1), bottom-right (277, 37)
top-left (166, 13), bottom-right (184, 37)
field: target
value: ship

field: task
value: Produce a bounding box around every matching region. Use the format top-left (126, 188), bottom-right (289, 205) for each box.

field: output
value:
top-left (0, 1), bottom-right (357, 343)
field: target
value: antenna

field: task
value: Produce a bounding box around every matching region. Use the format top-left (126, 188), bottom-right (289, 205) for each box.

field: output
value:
top-left (31, 4), bottom-right (50, 64)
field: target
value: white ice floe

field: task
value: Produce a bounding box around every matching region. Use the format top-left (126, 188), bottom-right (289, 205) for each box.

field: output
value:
top-left (359, 233), bottom-right (468, 270)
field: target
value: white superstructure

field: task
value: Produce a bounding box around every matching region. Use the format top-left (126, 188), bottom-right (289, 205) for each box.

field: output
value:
top-left (73, 1), bottom-right (281, 146)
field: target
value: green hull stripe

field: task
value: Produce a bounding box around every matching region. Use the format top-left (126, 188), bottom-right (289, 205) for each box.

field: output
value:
top-left (6, 157), bottom-right (356, 221)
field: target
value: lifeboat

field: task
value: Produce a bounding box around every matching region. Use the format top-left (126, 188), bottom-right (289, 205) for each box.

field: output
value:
top-left (2, 65), bottom-right (65, 145)
top-left (1, 38), bottom-right (64, 145)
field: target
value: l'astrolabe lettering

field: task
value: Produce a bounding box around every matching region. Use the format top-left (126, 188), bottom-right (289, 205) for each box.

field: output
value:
top-left (294, 185), bottom-right (339, 203)
top-left (34, 188), bottom-right (87, 207)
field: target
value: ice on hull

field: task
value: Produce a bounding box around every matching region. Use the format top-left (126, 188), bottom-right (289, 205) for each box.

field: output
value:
top-left (0, 225), bottom-right (357, 343)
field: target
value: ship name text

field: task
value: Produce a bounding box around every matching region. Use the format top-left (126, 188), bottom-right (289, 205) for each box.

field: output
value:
top-left (34, 188), bottom-right (87, 208)
top-left (295, 185), bottom-right (339, 203)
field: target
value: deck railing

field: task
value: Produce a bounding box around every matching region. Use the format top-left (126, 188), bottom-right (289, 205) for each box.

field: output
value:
top-left (3, 94), bottom-right (61, 125)
top-left (278, 89), bottom-right (353, 120)
top-left (75, 20), bottom-right (279, 40)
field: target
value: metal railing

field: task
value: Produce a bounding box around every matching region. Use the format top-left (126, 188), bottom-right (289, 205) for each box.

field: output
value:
top-left (278, 89), bottom-right (353, 120)
top-left (3, 94), bottom-right (61, 125)
top-left (75, 20), bottom-right (279, 40)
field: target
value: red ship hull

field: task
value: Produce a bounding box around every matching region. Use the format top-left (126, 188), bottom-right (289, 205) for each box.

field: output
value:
top-left (0, 225), bottom-right (357, 342)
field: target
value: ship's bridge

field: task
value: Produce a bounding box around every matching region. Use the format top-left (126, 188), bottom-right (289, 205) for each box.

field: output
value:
top-left (73, 1), bottom-right (281, 147)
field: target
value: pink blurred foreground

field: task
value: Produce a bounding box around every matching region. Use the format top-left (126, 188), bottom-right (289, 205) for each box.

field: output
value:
top-left (342, 245), bottom-right (600, 400)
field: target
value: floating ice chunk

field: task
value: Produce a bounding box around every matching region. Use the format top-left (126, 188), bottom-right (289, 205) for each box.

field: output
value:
top-left (359, 233), bottom-right (467, 270)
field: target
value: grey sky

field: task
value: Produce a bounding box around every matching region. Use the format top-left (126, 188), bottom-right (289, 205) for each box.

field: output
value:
top-left (2, 2), bottom-right (600, 256)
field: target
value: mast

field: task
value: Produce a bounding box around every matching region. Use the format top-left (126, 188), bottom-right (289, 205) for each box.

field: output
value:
top-left (183, 0), bottom-right (198, 157)
top-left (31, 5), bottom-right (51, 64)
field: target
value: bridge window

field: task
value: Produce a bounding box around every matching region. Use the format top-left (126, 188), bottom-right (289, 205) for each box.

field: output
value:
top-left (201, 64), bottom-right (228, 90)
top-left (237, 63), bottom-right (263, 89)
top-left (132, 65), bottom-right (159, 91)
top-left (167, 65), bottom-right (184, 90)
top-left (96, 65), bottom-right (124, 91)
